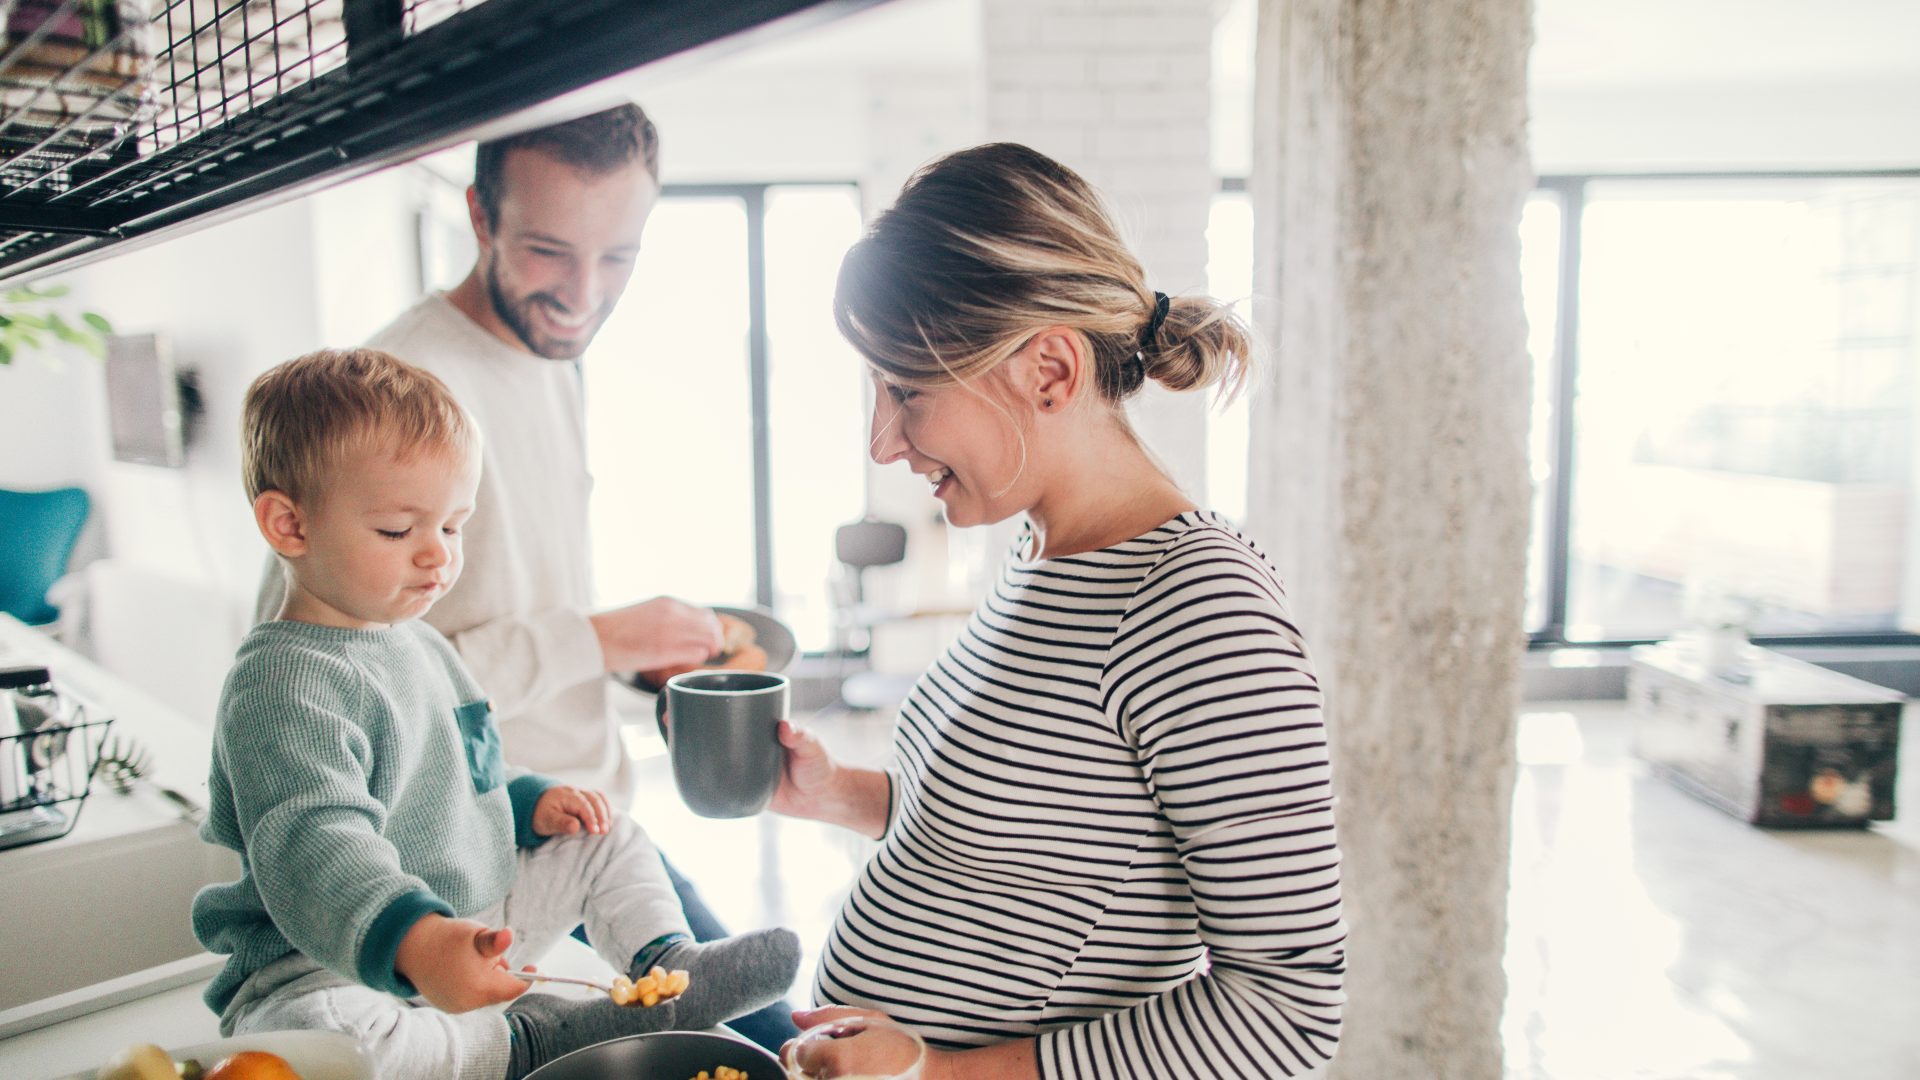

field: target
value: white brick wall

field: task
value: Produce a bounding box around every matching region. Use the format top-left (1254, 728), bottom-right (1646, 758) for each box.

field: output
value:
top-left (862, 69), bottom-right (984, 219)
top-left (982, 0), bottom-right (1218, 497)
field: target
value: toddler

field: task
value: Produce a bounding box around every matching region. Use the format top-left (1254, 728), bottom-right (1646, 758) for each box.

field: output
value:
top-left (192, 348), bottom-right (798, 1080)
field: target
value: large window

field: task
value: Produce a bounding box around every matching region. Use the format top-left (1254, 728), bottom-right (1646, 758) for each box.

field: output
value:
top-left (1524, 174), bottom-right (1920, 645)
top-left (586, 196), bottom-right (756, 609)
top-left (585, 183), bottom-right (866, 651)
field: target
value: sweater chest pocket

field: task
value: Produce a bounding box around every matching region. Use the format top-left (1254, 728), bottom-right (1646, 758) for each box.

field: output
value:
top-left (455, 699), bottom-right (504, 793)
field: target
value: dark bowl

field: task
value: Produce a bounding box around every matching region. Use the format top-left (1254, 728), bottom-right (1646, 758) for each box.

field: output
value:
top-left (524, 1030), bottom-right (783, 1080)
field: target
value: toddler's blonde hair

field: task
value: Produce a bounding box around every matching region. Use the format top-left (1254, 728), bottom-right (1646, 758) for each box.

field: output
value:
top-left (242, 347), bottom-right (476, 504)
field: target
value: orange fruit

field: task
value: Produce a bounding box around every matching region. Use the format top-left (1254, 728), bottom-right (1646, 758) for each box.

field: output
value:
top-left (204, 1050), bottom-right (302, 1080)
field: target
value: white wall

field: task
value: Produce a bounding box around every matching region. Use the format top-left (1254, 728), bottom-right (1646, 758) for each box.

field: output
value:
top-left (0, 169), bottom-right (426, 719)
top-left (0, 344), bottom-right (100, 491)
top-left (641, 71), bottom-right (875, 184)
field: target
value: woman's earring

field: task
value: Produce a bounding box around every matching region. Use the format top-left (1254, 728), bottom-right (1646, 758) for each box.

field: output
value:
top-left (1042, 398), bottom-right (1054, 410)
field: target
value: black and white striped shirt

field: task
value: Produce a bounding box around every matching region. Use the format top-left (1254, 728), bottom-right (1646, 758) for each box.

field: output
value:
top-left (816, 511), bottom-right (1346, 1078)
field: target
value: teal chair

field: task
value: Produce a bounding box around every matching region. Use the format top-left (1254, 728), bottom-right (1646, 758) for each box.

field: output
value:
top-left (0, 486), bottom-right (90, 626)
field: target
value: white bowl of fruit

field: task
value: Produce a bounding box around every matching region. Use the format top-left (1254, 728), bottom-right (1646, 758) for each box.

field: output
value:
top-left (76, 1031), bottom-right (371, 1080)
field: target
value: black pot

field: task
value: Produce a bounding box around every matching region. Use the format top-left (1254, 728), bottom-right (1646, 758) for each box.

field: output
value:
top-left (525, 1031), bottom-right (784, 1080)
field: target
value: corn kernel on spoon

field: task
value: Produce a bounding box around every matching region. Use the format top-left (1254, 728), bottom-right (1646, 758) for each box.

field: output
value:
top-left (510, 966), bottom-right (690, 1007)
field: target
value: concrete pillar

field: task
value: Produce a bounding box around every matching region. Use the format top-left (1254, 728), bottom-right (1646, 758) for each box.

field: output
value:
top-left (981, 0), bottom-right (1216, 497)
top-left (1248, 1), bottom-right (1534, 1076)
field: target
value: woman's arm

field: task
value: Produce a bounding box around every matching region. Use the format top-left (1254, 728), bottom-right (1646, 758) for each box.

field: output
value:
top-left (768, 719), bottom-right (893, 839)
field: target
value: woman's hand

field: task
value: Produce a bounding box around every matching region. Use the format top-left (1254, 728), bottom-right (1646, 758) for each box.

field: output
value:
top-left (769, 720), bottom-right (840, 819)
top-left (788, 1007), bottom-right (964, 1080)
top-left (767, 721), bottom-right (893, 839)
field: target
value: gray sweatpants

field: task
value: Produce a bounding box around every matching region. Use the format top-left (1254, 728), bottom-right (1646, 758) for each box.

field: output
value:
top-left (220, 815), bottom-right (689, 1080)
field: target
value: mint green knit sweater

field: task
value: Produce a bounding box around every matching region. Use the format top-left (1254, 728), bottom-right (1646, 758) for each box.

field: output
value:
top-left (192, 619), bottom-right (556, 1014)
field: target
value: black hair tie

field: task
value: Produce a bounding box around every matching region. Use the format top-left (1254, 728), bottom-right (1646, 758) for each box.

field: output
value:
top-left (1123, 291), bottom-right (1170, 393)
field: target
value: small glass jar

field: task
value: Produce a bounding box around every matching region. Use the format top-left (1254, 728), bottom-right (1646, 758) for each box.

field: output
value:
top-left (0, 664), bottom-right (61, 734)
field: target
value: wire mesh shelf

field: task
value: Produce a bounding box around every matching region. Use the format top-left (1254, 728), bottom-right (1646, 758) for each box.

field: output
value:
top-left (0, 696), bottom-right (113, 851)
top-left (0, 0), bottom-right (865, 281)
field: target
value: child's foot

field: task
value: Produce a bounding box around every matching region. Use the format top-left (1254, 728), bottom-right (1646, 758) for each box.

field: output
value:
top-left (641, 929), bottom-right (801, 1032)
top-left (504, 991), bottom-right (683, 1079)
top-left (502, 930), bottom-right (800, 1080)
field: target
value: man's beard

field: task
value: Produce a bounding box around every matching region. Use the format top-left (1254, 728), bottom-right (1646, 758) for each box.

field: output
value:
top-left (486, 261), bottom-right (607, 360)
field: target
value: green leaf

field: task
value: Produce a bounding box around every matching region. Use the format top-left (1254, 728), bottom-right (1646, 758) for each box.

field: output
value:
top-left (82, 312), bottom-right (111, 333)
top-left (0, 342), bottom-right (12, 365)
top-left (79, 336), bottom-right (106, 360)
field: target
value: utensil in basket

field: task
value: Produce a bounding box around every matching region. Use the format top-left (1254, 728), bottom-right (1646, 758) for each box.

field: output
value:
top-left (91, 733), bottom-right (205, 822)
top-left (93, 733), bottom-right (151, 793)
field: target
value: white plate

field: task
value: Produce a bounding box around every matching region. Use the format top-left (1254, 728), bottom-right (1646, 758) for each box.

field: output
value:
top-left (58, 1030), bottom-right (372, 1080)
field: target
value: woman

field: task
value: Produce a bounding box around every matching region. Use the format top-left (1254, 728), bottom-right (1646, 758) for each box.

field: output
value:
top-left (773, 143), bottom-right (1346, 1079)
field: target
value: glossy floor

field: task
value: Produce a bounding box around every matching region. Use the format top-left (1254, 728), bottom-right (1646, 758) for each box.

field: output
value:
top-left (1502, 702), bottom-right (1919, 1079)
top-left (625, 700), bottom-right (1920, 1078)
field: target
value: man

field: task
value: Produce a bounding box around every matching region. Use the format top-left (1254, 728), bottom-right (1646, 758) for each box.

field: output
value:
top-left (259, 103), bottom-right (797, 1049)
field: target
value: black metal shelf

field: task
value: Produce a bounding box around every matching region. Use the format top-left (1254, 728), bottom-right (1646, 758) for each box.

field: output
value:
top-left (0, 0), bottom-right (879, 284)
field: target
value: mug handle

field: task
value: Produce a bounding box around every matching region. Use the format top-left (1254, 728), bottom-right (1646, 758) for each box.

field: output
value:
top-left (654, 691), bottom-right (669, 746)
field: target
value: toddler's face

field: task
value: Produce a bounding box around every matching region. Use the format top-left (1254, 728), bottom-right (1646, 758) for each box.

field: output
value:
top-left (291, 443), bottom-right (480, 629)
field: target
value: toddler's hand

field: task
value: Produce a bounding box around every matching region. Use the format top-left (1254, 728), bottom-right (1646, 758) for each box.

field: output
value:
top-left (395, 915), bottom-right (528, 1013)
top-left (533, 784), bottom-right (612, 837)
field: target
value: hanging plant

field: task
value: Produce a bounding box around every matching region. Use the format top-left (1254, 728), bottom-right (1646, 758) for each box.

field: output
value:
top-left (0, 283), bottom-right (113, 365)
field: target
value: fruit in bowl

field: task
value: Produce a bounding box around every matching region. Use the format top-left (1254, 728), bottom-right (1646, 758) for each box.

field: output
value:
top-left (205, 1051), bottom-right (303, 1080)
top-left (95, 1044), bottom-right (178, 1080)
top-left (97, 1045), bottom-right (303, 1080)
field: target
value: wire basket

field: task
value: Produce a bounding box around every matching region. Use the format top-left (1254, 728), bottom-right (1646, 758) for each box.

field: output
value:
top-left (0, 0), bottom-right (496, 203)
top-left (0, 695), bottom-right (113, 850)
top-left (0, 0), bottom-right (161, 196)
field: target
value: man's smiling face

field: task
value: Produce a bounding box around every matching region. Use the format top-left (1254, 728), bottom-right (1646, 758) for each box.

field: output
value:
top-left (472, 146), bottom-right (658, 359)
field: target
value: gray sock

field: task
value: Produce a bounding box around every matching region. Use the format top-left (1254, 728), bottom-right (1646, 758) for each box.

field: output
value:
top-left (637, 928), bottom-right (801, 1032)
top-left (504, 991), bottom-right (689, 1080)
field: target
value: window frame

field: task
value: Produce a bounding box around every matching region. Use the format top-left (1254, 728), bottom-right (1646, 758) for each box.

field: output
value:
top-left (658, 179), bottom-right (862, 617)
top-left (1527, 169), bottom-right (1920, 650)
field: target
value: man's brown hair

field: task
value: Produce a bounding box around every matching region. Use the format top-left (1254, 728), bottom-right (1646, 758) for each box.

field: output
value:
top-left (472, 103), bottom-right (659, 225)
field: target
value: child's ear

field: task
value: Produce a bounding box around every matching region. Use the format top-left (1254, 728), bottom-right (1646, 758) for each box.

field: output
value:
top-left (254, 490), bottom-right (309, 557)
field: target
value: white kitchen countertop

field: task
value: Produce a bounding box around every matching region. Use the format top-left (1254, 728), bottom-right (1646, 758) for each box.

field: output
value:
top-left (0, 958), bottom-right (223, 1079)
top-left (0, 615), bottom-right (238, 1070)
top-left (0, 617), bottom-right (625, 1078)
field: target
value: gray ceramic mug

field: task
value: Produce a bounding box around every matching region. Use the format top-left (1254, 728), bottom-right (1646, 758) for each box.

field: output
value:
top-left (659, 670), bottom-right (788, 818)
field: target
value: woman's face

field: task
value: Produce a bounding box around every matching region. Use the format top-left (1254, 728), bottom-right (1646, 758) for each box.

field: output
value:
top-left (867, 369), bottom-right (1033, 528)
